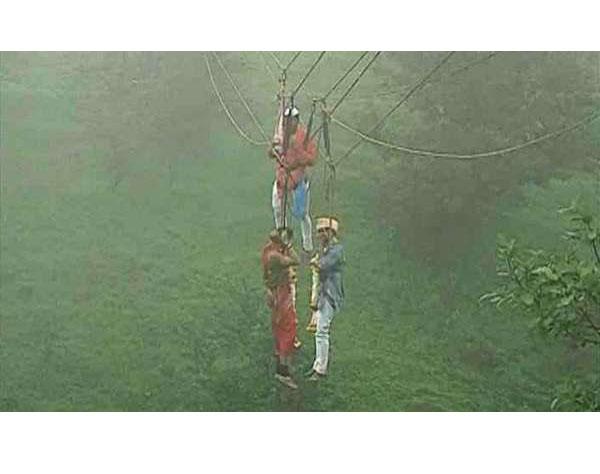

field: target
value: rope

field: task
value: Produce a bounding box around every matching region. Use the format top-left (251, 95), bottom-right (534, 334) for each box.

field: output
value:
top-left (279, 81), bottom-right (329, 157)
top-left (285, 51), bottom-right (303, 71)
top-left (445, 52), bottom-right (499, 78)
top-left (260, 51), bottom-right (277, 83)
top-left (273, 67), bottom-right (287, 137)
top-left (330, 52), bottom-right (382, 116)
top-left (268, 51), bottom-right (303, 74)
top-left (322, 51), bottom-right (370, 101)
top-left (207, 53), bottom-right (290, 171)
top-left (257, 53), bottom-right (346, 217)
top-left (373, 52), bottom-right (500, 100)
top-left (261, 52), bottom-right (299, 227)
top-left (204, 53), bottom-right (268, 146)
top-left (309, 51), bottom-right (382, 141)
top-left (211, 52), bottom-right (269, 142)
top-left (303, 99), bottom-right (317, 149)
top-left (291, 51), bottom-right (327, 99)
top-left (321, 102), bottom-right (337, 215)
top-left (282, 173), bottom-right (290, 229)
top-left (331, 111), bottom-right (600, 160)
top-left (335, 51), bottom-right (455, 165)
top-left (267, 52), bottom-right (285, 71)
top-left (324, 161), bottom-right (336, 216)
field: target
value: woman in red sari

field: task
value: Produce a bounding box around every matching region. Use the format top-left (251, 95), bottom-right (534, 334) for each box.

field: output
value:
top-left (261, 228), bottom-right (299, 389)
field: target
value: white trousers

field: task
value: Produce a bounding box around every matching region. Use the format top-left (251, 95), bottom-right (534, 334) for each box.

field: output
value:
top-left (312, 299), bottom-right (335, 375)
top-left (271, 180), bottom-right (313, 252)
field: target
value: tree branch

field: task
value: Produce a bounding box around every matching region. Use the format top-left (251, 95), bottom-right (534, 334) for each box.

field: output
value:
top-left (576, 306), bottom-right (600, 343)
top-left (584, 220), bottom-right (600, 266)
top-left (591, 239), bottom-right (600, 266)
top-left (563, 326), bottom-right (597, 346)
top-left (506, 253), bottom-right (526, 290)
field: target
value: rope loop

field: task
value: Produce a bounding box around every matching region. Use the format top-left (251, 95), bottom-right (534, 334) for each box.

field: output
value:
top-left (320, 100), bottom-right (332, 156)
top-left (324, 157), bottom-right (337, 214)
top-left (303, 99), bottom-right (318, 149)
top-left (317, 99), bottom-right (337, 214)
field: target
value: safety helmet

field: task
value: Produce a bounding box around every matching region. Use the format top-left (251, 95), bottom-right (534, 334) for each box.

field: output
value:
top-left (284, 106), bottom-right (300, 119)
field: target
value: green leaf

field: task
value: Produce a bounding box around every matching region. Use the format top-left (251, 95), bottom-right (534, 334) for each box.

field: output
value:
top-left (558, 294), bottom-right (574, 307)
top-left (479, 292), bottom-right (497, 302)
top-left (521, 293), bottom-right (535, 306)
top-left (558, 203), bottom-right (577, 215)
top-left (578, 265), bottom-right (592, 278)
top-left (532, 266), bottom-right (559, 281)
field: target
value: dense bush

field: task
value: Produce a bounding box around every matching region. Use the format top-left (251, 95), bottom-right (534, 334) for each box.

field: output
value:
top-left (483, 198), bottom-right (599, 410)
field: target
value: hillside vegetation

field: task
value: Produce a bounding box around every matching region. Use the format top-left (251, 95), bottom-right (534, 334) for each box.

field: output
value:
top-left (0, 52), bottom-right (598, 410)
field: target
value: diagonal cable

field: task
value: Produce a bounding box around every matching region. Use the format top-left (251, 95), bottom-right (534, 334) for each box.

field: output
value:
top-left (204, 53), bottom-right (267, 146)
top-left (331, 111), bottom-right (600, 161)
top-left (291, 51), bottom-right (327, 99)
top-left (284, 51), bottom-right (303, 71)
top-left (335, 51), bottom-right (455, 165)
top-left (309, 51), bottom-right (382, 140)
top-left (211, 51), bottom-right (269, 141)
top-left (322, 51), bottom-right (370, 101)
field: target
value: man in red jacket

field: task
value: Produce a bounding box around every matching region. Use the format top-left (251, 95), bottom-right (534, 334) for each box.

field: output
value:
top-left (268, 106), bottom-right (318, 256)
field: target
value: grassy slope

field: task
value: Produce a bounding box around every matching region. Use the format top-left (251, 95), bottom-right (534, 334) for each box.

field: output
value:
top-left (0, 53), bottom-right (596, 411)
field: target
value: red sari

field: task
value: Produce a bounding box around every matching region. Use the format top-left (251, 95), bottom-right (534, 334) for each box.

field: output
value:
top-left (261, 242), bottom-right (297, 358)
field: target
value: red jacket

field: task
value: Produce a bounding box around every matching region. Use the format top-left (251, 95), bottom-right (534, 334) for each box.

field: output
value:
top-left (274, 125), bottom-right (317, 196)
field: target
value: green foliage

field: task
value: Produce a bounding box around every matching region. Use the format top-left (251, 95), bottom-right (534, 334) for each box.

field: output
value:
top-left (376, 52), bottom-right (599, 260)
top-left (483, 207), bottom-right (600, 347)
top-left (483, 203), bottom-right (599, 411)
top-left (551, 376), bottom-right (600, 412)
top-left (1, 52), bottom-right (598, 411)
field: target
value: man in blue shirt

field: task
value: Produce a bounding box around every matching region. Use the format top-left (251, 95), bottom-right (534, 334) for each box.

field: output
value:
top-left (306, 217), bottom-right (345, 380)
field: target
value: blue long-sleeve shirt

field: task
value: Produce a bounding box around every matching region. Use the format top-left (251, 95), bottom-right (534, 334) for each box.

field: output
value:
top-left (318, 241), bottom-right (345, 311)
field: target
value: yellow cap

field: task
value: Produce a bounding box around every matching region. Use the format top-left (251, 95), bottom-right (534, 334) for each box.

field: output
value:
top-left (316, 216), bottom-right (339, 233)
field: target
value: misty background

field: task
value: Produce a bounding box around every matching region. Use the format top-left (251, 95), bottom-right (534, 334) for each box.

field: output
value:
top-left (0, 52), bottom-right (598, 410)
